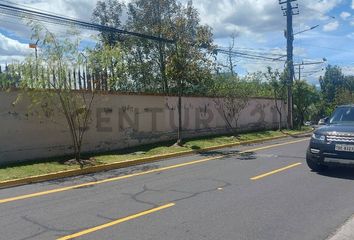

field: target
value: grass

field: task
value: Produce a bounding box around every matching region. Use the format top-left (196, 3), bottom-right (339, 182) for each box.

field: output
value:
top-left (0, 127), bottom-right (312, 182)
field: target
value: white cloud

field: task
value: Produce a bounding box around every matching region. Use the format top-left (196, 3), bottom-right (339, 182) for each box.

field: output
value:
top-left (0, 33), bottom-right (31, 56)
top-left (342, 66), bottom-right (354, 75)
top-left (323, 21), bottom-right (339, 32)
top-left (0, 0), bottom-right (346, 79)
top-left (340, 11), bottom-right (351, 20)
top-left (0, 0), bottom-right (343, 40)
top-left (0, 33), bottom-right (31, 67)
top-left (190, 0), bottom-right (342, 39)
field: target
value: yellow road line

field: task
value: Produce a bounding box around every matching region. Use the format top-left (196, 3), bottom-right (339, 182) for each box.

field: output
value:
top-left (250, 162), bottom-right (303, 181)
top-left (57, 203), bottom-right (175, 240)
top-left (0, 138), bottom-right (309, 204)
top-left (0, 156), bottom-right (223, 204)
top-left (239, 138), bottom-right (308, 154)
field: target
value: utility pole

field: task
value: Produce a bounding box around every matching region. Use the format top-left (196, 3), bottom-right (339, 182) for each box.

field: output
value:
top-left (298, 65), bottom-right (301, 81)
top-left (294, 60), bottom-right (327, 81)
top-left (279, 0), bottom-right (298, 129)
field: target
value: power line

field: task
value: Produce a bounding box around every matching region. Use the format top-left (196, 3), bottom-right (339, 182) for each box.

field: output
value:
top-left (217, 46), bottom-right (286, 57)
top-left (0, 2), bottom-right (175, 44)
top-left (0, 0), bottom-right (90, 21)
top-left (215, 48), bottom-right (285, 62)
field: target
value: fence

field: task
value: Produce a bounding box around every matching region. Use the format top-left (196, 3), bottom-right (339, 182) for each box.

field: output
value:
top-left (0, 63), bottom-right (124, 92)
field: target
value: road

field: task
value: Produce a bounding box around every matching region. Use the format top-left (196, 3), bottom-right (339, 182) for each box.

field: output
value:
top-left (1, 137), bottom-right (354, 240)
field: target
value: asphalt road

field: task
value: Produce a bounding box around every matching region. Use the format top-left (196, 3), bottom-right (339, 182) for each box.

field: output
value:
top-left (1, 137), bottom-right (354, 240)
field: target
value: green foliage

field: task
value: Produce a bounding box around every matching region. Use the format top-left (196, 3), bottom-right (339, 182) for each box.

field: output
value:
top-left (16, 23), bottom-right (98, 166)
top-left (241, 71), bottom-right (273, 98)
top-left (211, 75), bottom-right (253, 133)
top-left (335, 76), bottom-right (354, 106)
top-left (92, 0), bottom-right (215, 94)
top-left (264, 67), bottom-right (287, 129)
top-left (320, 65), bottom-right (344, 106)
top-left (87, 44), bottom-right (130, 91)
top-left (0, 64), bottom-right (21, 89)
top-left (293, 80), bottom-right (320, 128)
top-left (92, 0), bottom-right (124, 46)
top-left (312, 66), bottom-right (354, 120)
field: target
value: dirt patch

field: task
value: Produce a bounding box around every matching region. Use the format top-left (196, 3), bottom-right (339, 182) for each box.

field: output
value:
top-left (63, 158), bottom-right (99, 167)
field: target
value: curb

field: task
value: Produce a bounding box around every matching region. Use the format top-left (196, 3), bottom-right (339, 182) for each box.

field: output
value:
top-left (327, 214), bottom-right (354, 240)
top-left (0, 130), bottom-right (313, 189)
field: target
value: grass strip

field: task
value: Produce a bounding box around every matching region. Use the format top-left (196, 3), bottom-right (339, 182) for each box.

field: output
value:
top-left (0, 128), bottom-right (311, 182)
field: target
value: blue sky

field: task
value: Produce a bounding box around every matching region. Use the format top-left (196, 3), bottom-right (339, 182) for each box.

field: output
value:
top-left (0, 0), bottom-right (354, 86)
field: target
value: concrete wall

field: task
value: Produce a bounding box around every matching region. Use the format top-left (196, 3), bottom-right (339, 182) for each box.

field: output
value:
top-left (0, 91), bottom-right (287, 164)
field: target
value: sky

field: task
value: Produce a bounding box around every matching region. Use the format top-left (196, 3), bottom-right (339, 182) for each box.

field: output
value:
top-left (1, 0), bottom-right (354, 86)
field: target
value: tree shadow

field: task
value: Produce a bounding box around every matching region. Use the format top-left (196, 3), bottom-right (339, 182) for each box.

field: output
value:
top-left (280, 129), bottom-right (313, 138)
top-left (198, 149), bottom-right (241, 157)
top-left (237, 152), bottom-right (257, 160)
top-left (190, 145), bottom-right (201, 150)
top-left (198, 149), bottom-right (257, 160)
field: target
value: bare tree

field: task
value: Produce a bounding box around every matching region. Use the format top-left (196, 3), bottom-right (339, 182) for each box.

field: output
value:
top-left (16, 23), bottom-right (98, 167)
top-left (218, 33), bottom-right (238, 77)
top-left (213, 76), bottom-right (250, 135)
top-left (264, 67), bottom-right (286, 130)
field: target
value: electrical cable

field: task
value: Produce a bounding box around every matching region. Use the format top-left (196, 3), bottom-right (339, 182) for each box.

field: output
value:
top-left (0, 2), bottom-right (175, 43)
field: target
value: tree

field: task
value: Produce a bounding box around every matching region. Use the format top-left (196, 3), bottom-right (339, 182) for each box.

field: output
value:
top-left (264, 67), bottom-right (286, 130)
top-left (87, 44), bottom-right (130, 91)
top-left (212, 76), bottom-right (251, 135)
top-left (242, 71), bottom-right (273, 98)
top-left (335, 75), bottom-right (354, 105)
top-left (293, 80), bottom-right (320, 128)
top-left (165, 1), bottom-right (215, 144)
top-left (92, 0), bottom-right (124, 46)
top-left (16, 23), bottom-right (98, 167)
top-left (218, 33), bottom-right (238, 77)
top-left (123, 0), bottom-right (214, 94)
top-left (125, 0), bottom-right (179, 93)
top-left (0, 64), bottom-right (21, 89)
top-left (320, 65), bottom-right (344, 107)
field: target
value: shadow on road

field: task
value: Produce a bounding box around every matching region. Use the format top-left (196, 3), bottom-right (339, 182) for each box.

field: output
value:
top-left (281, 130), bottom-right (313, 138)
top-left (198, 150), bottom-right (257, 161)
top-left (316, 167), bottom-right (354, 180)
top-left (198, 149), bottom-right (241, 157)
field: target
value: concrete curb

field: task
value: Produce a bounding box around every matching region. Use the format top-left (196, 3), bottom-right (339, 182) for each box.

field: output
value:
top-left (0, 130), bottom-right (313, 189)
top-left (327, 215), bottom-right (354, 240)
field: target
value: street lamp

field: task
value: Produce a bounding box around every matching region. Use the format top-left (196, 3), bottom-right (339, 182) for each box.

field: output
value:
top-left (80, 52), bottom-right (89, 90)
top-left (29, 39), bottom-right (39, 61)
top-left (29, 39), bottom-right (39, 83)
top-left (293, 24), bottom-right (320, 36)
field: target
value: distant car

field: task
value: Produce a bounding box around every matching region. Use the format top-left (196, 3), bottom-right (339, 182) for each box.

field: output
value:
top-left (304, 121), bottom-right (312, 126)
top-left (306, 105), bottom-right (354, 171)
top-left (318, 117), bottom-right (328, 125)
